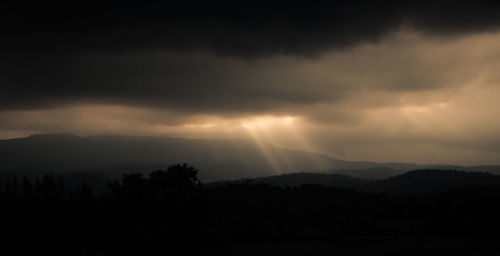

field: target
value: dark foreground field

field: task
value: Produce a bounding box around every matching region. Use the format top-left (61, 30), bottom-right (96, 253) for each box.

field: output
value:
top-left (203, 237), bottom-right (500, 256)
top-left (2, 164), bottom-right (500, 255)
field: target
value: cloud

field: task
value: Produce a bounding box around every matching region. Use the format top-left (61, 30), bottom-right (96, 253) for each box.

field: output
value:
top-left (3, 12), bottom-right (500, 165)
top-left (3, 30), bottom-right (496, 113)
top-left (3, 1), bottom-right (500, 113)
top-left (2, 1), bottom-right (500, 58)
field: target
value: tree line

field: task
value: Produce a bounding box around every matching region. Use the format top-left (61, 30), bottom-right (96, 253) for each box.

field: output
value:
top-left (1, 164), bottom-right (500, 255)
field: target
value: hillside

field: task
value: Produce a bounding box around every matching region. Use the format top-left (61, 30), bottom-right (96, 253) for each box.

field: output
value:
top-left (213, 169), bottom-right (500, 195)
top-left (1, 134), bottom-right (499, 182)
top-left (0, 134), bottom-right (358, 181)
top-left (366, 169), bottom-right (500, 194)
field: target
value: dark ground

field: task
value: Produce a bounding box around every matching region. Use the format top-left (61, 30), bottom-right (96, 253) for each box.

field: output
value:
top-left (203, 237), bottom-right (500, 256)
top-left (2, 165), bottom-right (500, 255)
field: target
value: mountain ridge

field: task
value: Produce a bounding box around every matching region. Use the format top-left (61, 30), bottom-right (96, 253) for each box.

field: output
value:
top-left (1, 133), bottom-right (500, 182)
top-left (210, 169), bottom-right (500, 195)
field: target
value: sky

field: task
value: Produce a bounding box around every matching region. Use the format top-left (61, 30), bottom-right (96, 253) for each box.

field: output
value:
top-left (2, 1), bottom-right (500, 165)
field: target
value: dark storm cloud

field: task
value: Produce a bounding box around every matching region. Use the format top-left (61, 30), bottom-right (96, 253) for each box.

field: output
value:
top-left (2, 1), bottom-right (398, 57)
top-left (0, 51), bottom-right (343, 111)
top-left (2, 0), bottom-right (500, 112)
top-left (3, 1), bottom-right (500, 58)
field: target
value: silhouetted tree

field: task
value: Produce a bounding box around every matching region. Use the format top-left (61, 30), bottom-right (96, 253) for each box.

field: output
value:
top-left (22, 176), bottom-right (32, 200)
top-left (100, 164), bottom-right (206, 255)
top-left (70, 181), bottom-right (93, 200)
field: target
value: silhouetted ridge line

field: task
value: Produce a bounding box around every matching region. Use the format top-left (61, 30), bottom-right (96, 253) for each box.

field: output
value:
top-left (4, 133), bottom-right (500, 182)
top-left (367, 169), bottom-right (500, 194)
top-left (208, 172), bottom-right (369, 189)
top-left (210, 169), bottom-right (500, 195)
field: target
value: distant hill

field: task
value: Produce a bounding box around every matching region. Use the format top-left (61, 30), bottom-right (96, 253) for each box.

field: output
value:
top-left (0, 133), bottom-right (411, 181)
top-left (1, 134), bottom-right (499, 182)
top-left (366, 169), bottom-right (500, 194)
top-left (0, 133), bottom-right (338, 181)
top-left (208, 172), bottom-right (369, 189)
top-left (331, 167), bottom-right (403, 180)
top-left (211, 169), bottom-right (500, 195)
